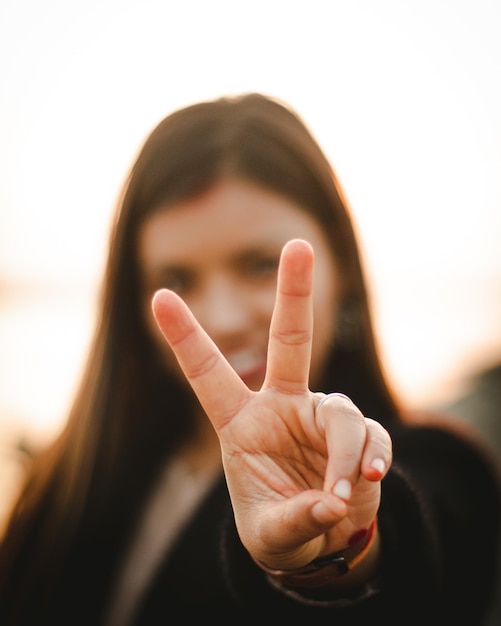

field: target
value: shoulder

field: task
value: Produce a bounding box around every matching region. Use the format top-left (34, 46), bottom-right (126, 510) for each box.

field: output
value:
top-left (397, 408), bottom-right (501, 482)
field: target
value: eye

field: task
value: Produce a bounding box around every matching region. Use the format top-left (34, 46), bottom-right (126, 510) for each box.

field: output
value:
top-left (148, 268), bottom-right (195, 296)
top-left (244, 254), bottom-right (280, 281)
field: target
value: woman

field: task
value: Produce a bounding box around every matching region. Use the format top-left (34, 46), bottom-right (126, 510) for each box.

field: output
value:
top-left (0, 92), bottom-right (499, 624)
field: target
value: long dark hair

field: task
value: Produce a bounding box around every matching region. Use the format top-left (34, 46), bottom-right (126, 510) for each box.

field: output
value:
top-left (0, 92), bottom-right (401, 618)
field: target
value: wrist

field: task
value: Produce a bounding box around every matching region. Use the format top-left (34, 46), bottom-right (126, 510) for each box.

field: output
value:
top-left (257, 518), bottom-right (379, 592)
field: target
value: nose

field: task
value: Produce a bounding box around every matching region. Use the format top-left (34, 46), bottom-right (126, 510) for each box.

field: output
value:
top-left (195, 276), bottom-right (251, 339)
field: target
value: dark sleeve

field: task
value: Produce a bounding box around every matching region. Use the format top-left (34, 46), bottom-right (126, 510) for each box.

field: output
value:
top-left (220, 424), bottom-right (501, 623)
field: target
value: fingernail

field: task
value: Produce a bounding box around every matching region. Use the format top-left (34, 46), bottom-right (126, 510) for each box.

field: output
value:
top-left (312, 501), bottom-right (331, 522)
top-left (333, 478), bottom-right (352, 500)
top-left (371, 458), bottom-right (385, 474)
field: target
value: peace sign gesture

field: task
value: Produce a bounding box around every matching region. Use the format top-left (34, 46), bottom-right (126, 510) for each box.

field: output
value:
top-left (152, 239), bottom-right (392, 571)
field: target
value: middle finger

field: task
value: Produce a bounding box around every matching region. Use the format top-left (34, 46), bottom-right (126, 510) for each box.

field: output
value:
top-left (262, 239), bottom-right (314, 395)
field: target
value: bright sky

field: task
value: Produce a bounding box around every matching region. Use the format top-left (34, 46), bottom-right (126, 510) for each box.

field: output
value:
top-left (1, 0), bottom-right (501, 440)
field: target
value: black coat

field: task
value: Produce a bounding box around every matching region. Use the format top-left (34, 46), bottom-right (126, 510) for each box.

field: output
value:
top-left (1, 423), bottom-right (500, 625)
top-left (132, 424), bottom-right (500, 625)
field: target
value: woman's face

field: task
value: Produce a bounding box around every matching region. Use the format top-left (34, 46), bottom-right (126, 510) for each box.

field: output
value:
top-left (138, 178), bottom-right (341, 391)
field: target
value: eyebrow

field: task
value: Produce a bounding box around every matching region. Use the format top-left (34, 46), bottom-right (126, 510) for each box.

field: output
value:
top-left (146, 242), bottom-right (284, 271)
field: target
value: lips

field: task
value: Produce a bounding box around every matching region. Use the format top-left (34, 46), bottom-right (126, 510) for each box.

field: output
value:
top-left (224, 348), bottom-right (267, 387)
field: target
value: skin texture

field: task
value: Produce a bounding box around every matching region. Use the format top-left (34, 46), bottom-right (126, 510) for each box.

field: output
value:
top-left (139, 178), bottom-right (340, 393)
top-left (1, 94), bottom-right (499, 626)
top-left (147, 183), bottom-right (392, 571)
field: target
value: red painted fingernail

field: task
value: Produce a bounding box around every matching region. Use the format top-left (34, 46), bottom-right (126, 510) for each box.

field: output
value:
top-left (348, 527), bottom-right (368, 546)
top-left (348, 519), bottom-right (377, 546)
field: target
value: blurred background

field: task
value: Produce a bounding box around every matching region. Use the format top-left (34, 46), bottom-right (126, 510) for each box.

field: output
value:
top-left (1, 0), bottom-right (500, 525)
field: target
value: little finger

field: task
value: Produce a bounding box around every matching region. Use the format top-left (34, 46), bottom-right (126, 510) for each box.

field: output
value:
top-left (315, 393), bottom-right (367, 500)
top-left (360, 417), bottom-right (393, 481)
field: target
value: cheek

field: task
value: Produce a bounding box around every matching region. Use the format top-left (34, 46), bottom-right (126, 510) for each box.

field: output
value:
top-left (253, 289), bottom-right (278, 322)
top-left (309, 278), bottom-right (339, 388)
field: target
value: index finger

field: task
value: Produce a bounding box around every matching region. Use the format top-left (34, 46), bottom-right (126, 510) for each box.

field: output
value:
top-left (152, 289), bottom-right (250, 429)
top-left (263, 239), bottom-right (314, 395)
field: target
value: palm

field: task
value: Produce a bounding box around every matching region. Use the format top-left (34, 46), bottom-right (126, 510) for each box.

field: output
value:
top-left (152, 239), bottom-right (390, 569)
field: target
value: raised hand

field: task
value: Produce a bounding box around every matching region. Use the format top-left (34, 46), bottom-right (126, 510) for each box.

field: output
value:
top-left (152, 239), bottom-right (392, 570)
